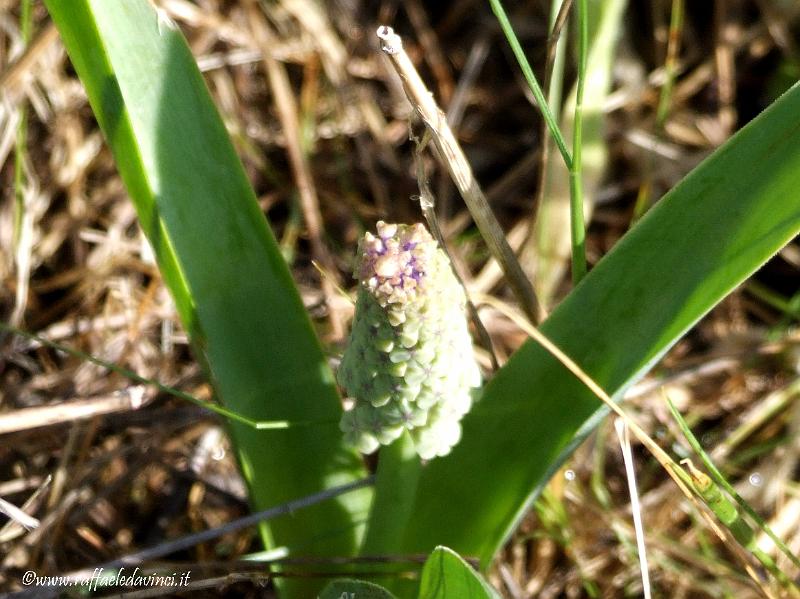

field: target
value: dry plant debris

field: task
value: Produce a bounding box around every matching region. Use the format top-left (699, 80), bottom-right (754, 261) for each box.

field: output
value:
top-left (1, 1), bottom-right (799, 597)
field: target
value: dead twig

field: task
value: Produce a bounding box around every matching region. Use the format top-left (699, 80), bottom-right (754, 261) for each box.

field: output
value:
top-left (376, 26), bottom-right (541, 324)
top-left (0, 386), bottom-right (152, 435)
top-left (410, 127), bottom-right (499, 371)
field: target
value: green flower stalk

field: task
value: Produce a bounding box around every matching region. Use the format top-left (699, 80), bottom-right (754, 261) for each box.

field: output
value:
top-left (338, 221), bottom-right (481, 459)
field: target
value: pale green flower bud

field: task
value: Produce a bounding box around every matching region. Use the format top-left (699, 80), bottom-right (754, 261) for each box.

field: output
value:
top-left (338, 221), bottom-right (481, 459)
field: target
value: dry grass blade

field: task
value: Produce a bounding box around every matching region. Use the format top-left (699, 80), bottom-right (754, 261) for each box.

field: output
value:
top-left (245, 0), bottom-right (344, 339)
top-left (480, 295), bottom-right (678, 473)
top-left (0, 475), bottom-right (50, 543)
top-left (445, 31), bottom-right (490, 129)
top-left (614, 418), bottom-right (651, 599)
top-left (547, 0), bottom-right (574, 77)
top-left (530, 0), bottom-right (572, 229)
top-left (0, 22), bottom-right (58, 104)
top-left (0, 497), bottom-right (39, 532)
top-left (375, 26), bottom-right (541, 324)
top-left (404, 0), bottom-right (454, 105)
top-left (411, 128), bottom-right (499, 371)
top-left (483, 297), bottom-right (782, 597)
top-left (0, 386), bottom-right (152, 435)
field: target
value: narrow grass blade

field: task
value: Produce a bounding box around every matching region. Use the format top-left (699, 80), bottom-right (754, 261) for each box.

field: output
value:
top-left (529, 0), bottom-right (627, 305)
top-left (369, 82), bottom-right (800, 567)
top-left (681, 459), bottom-right (799, 594)
top-left (655, 0), bottom-right (684, 127)
top-left (666, 395), bottom-right (800, 572)
top-left (488, 0), bottom-right (571, 169)
top-left (42, 2), bottom-right (371, 595)
top-left (568, 0), bottom-right (590, 284)
top-left (0, 321), bottom-right (335, 430)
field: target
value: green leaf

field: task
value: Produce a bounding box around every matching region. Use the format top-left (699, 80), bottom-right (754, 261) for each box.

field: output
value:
top-left (43, 2), bottom-right (370, 595)
top-left (374, 82), bottom-right (800, 565)
top-left (361, 432), bottom-right (421, 557)
top-left (418, 547), bottom-right (501, 599)
top-left (320, 579), bottom-right (398, 599)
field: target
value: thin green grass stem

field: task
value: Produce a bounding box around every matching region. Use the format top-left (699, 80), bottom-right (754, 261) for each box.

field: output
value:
top-left (681, 458), bottom-right (799, 594)
top-left (656, 0), bottom-right (684, 128)
top-left (745, 280), bottom-right (800, 337)
top-left (0, 321), bottom-right (336, 431)
top-left (665, 394), bottom-right (800, 572)
top-left (488, 0), bottom-right (572, 170)
top-left (569, 0), bottom-right (588, 283)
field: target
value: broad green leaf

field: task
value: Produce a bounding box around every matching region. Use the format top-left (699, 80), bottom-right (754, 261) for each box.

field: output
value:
top-left (418, 547), bottom-right (501, 599)
top-left (43, 2), bottom-right (370, 595)
top-left (375, 82), bottom-right (800, 566)
top-left (320, 579), bottom-right (397, 599)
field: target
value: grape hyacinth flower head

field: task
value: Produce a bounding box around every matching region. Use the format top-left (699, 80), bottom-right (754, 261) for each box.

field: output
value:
top-left (338, 221), bottom-right (481, 459)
